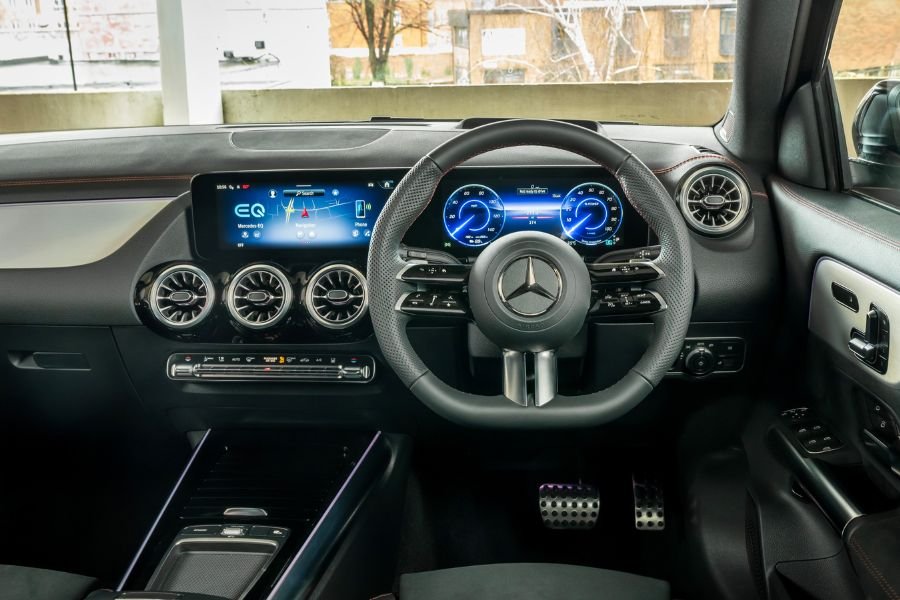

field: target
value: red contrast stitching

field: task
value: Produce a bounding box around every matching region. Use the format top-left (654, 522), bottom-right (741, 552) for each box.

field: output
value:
top-left (652, 153), bottom-right (751, 182)
top-left (776, 180), bottom-right (900, 253)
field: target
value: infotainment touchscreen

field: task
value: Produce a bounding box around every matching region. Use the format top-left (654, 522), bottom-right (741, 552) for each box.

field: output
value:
top-left (193, 170), bottom-right (401, 254)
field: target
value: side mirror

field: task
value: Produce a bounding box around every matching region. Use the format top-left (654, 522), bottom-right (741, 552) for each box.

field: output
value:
top-left (852, 79), bottom-right (900, 165)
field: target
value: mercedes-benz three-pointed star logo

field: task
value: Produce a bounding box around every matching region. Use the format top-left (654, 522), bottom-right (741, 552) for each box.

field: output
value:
top-left (498, 256), bottom-right (562, 317)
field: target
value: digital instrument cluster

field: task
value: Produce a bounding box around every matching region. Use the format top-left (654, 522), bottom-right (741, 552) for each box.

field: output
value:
top-left (191, 167), bottom-right (650, 260)
top-left (410, 166), bottom-right (650, 255)
top-left (441, 180), bottom-right (624, 248)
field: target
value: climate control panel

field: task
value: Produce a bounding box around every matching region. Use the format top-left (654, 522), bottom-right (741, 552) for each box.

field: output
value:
top-left (167, 353), bottom-right (375, 383)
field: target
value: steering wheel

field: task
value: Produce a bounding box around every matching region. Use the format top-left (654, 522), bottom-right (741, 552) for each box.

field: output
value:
top-left (367, 119), bottom-right (693, 428)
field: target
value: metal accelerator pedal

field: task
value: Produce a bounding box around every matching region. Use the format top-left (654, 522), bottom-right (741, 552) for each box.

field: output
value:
top-left (632, 474), bottom-right (665, 531)
top-left (538, 483), bottom-right (600, 530)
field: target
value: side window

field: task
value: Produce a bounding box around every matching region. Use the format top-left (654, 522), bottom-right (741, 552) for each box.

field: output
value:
top-left (830, 4), bottom-right (900, 201)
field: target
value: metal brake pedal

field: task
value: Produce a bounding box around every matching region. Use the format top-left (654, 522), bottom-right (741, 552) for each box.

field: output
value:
top-left (633, 474), bottom-right (665, 531)
top-left (538, 483), bottom-right (600, 530)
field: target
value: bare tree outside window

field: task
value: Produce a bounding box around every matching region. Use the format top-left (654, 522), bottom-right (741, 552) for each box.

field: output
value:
top-left (341, 0), bottom-right (433, 83)
top-left (494, 0), bottom-right (646, 83)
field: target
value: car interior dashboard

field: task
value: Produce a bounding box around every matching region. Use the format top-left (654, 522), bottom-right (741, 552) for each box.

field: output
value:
top-left (0, 120), bottom-right (776, 425)
top-left (4, 0), bottom-right (900, 597)
top-left (6, 114), bottom-right (894, 600)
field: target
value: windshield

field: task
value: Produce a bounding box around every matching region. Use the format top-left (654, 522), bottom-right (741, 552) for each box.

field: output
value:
top-left (0, 0), bottom-right (894, 133)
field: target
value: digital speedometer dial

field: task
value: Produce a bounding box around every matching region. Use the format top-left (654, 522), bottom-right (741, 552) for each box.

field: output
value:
top-left (443, 184), bottom-right (505, 247)
top-left (559, 182), bottom-right (623, 245)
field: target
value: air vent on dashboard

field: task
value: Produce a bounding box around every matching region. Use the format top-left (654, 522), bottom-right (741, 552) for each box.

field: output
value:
top-left (676, 165), bottom-right (750, 236)
top-left (149, 265), bottom-right (215, 329)
top-left (305, 264), bottom-right (368, 330)
top-left (226, 264), bottom-right (293, 330)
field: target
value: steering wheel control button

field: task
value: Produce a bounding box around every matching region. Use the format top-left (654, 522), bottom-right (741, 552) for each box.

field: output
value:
top-left (591, 287), bottom-right (664, 316)
top-left (400, 263), bottom-right (471, 285)
top-left (399, 291), bottom-right (468, 316)
top-left (498, 256), bottom-right (562, 317)
top-left (588, 261), bottom-right (663, 284)
top-left (167, 353), bottom-right (375, 382)
top-left (668, 338), bottom-right (746, 377)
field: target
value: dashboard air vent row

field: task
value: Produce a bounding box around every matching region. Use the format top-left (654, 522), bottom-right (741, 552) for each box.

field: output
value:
top-left (226, 264), bottom-right (293, 330)
top-left (149, 264), bottom-right (215, 329)
top-left (677, 165), bottom-right (751, 236)
top-left (305, 264), bottom-right (368, 330)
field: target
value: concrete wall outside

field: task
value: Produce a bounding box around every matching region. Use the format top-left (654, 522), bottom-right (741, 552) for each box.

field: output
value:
top-left (220, 81), bottom-right (731, 125)
top-left (0, 79), bottom-right (884, 154)
top-left (0, 90), bottom-right (163, 134)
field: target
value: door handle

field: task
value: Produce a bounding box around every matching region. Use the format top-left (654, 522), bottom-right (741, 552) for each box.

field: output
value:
top-left (849, 304), bottom-right (890, 373)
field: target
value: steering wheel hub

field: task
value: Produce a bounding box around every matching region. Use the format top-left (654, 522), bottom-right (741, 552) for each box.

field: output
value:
top-left (498, 255), bottom-right (561, 317)
top-left (468, 231), bottom-right (591, 352)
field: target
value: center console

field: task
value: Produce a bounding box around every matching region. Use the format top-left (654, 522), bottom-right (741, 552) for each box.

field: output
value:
top-left (104, 430), bottom-right (408, 600)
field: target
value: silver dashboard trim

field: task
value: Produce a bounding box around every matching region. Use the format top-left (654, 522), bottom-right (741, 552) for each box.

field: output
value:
top-left (0, 197), bottom-right (172, 269)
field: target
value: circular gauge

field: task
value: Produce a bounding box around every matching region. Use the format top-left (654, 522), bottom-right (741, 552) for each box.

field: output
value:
top-left (559, 182), bottom-right (624, 245)
top-left (443, 184), bottom-right (505, 247)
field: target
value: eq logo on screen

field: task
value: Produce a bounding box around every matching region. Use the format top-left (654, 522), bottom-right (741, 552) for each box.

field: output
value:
top-left (234, 203), bottom-right (266, 218)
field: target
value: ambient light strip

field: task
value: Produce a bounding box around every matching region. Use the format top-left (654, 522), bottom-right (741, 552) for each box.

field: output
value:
top-left (0, 197), bottom-right (172, 269)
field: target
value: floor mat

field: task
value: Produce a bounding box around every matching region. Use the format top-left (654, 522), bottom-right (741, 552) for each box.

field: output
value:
top-left (397, 445), bottom-right (683, 589)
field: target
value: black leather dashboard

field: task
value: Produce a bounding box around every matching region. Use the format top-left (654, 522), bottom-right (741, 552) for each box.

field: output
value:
top-left (0, 121), bottom-right (777, 325)
top-left (0, 120), bottom-right (780, 431)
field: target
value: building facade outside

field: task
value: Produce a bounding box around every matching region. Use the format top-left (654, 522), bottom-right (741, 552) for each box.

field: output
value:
top-left (0, 0), bottom-right (897, 92)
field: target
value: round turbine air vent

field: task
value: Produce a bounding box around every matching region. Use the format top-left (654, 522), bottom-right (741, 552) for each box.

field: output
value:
top-left (149, 264), bottom-right (215, 329)
top-left (305, 264), bottom-right (368, 330)
top-left (226, 264), bottom-right (293, 330)
top-left (677, 165), bottom-right (751, 236)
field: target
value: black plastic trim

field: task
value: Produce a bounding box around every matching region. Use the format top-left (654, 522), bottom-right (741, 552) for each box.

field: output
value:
top-left (768, 426), bottom-right (862, 533)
